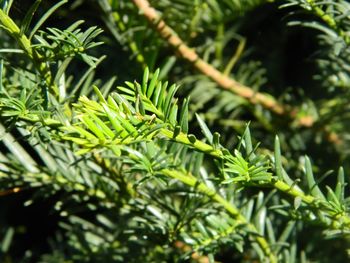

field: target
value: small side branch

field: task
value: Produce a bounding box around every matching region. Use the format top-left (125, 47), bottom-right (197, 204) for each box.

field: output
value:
top-left (162, 169), bottom-right (277, 263)
top-left (304, 0), bottom-right (350, 45)
top-left (0, 9), bottom-right (59, 97)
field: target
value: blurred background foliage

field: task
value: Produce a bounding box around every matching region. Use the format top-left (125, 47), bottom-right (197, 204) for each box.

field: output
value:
top-left (1, 0), bottom-right (350, 262)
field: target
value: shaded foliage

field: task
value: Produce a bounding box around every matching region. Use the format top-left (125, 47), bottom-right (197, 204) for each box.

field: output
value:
top-left (0, 0), bottom-right (350, 262)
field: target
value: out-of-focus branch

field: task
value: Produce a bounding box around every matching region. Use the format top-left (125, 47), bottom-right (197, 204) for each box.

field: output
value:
top-left (132, 0), bottom-right (286, 115)
top-left (131, 0), bottom-right (344, 145)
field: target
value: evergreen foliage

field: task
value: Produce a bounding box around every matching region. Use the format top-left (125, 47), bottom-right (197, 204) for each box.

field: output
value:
top-left (0, 0), bottom-right (350, 262)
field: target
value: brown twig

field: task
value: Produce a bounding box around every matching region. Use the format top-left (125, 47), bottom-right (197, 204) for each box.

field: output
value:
top-left (131, 0), bottom-right (343, 144)
top-left (132, 0), bottom-right (286, 115)
top-left (0, 187), bottom-right (22, 196)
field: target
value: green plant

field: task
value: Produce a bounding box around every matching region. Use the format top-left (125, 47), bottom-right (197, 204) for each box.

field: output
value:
top-left (0, 0), bottom-right (350, 262)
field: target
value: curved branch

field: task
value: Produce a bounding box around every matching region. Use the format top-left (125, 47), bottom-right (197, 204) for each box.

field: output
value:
top-left (131, 0), bottom-right (344, 144)
top-left (132, 0), bottom-right (285, 115)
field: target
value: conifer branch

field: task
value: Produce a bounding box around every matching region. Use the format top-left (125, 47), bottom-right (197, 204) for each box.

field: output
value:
top-left (131, 0), bottom-right (286, 115)
top-left (304, 0), bottom-right (350, 44)
top-left (60, 77), bottom-right (350, 234)
top-left (0, 9), bottom-right (59, 97)
top-left (131, 0), bottom-right (344, 145)
top-left (161, 169), bottom-right (277, 262)
top-left (2, 2), bottom-right (349, 260)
